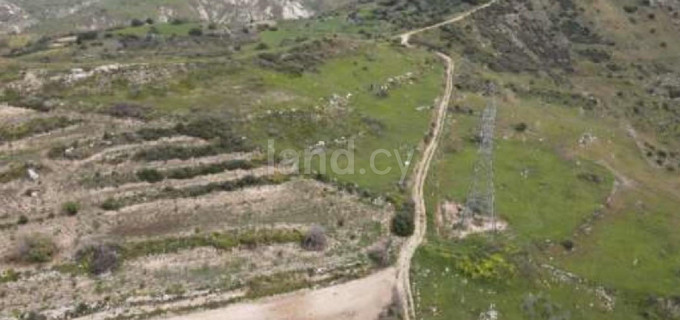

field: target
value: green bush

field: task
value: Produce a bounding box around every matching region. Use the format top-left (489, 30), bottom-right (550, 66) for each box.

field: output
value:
top-left (456, 253), bottom-right (516, 281)
top-left (136, 168), bottom-right (164, 183)
top-left (188, 28), bottom-right (203, 37)
top-left (101, 198), bottom-right (123, 211)
top-left (391, 202), bottom-right (415, 237)
top-left (130, 18), bottom-right (145, 27)
top-left (0, 269), bottom-right (19, 283)
top-left (0, 117), bottom-right (79, 143)
top-left (0, 162), bottom-right (29, 183)
top-left (623, 5), bottom-right (638, 13)
top-left (17, 215), bottom-right (28, 225)
top-left (513, 122), bottom-right (528, 132)
top-left (62, 201), bottom-right (80, 216)
top-left (76, 31), bottom-right (98, 43)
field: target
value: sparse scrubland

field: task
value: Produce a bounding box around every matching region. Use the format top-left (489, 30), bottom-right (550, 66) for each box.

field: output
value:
top-left (1, 0), bottom-right (679, 319)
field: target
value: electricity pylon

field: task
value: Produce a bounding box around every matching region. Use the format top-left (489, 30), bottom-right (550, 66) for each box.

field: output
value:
top-left (459, 83), bottom-right (497, 231)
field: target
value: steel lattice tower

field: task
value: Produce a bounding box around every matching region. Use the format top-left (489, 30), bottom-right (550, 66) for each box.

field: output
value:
top-left (459, 83), bottom-right (497, 230)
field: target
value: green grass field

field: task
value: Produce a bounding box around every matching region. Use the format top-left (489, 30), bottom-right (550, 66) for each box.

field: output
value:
top-left (412, 57), bottom-right (680, 319)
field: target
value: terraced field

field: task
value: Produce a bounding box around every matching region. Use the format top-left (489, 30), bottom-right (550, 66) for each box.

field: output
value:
top-left (0, 105), bottom-right (401, 318)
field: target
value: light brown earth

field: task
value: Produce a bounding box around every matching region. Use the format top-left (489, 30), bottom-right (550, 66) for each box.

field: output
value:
top-left (162, 268), bottom-right (397, 320)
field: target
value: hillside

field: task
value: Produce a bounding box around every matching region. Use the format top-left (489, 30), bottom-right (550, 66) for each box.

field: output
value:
top-left (0, 0), bottom-right (351, 34)
top-left (0, 0), bottom-right (679, 319)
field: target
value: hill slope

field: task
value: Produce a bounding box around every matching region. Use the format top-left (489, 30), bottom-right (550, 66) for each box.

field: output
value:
top-left (0, 0), bottom-right (351, 34)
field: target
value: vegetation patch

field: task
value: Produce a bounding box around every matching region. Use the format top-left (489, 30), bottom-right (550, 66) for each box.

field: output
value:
top-left (61, 201), bottom-right (80, 216)
top-left (0, 117), bottom-right (79, 142)
top-left (0, 269), bottom-right (20, 283)
top-left (101, 174), bottom-right (290, 210)
top-left (391, 201), bottom-right (415, 237)
top-left (75, 243), bottom-right (121, 275)
top-left (12, 234), bottom-right (57, 264)
top-left (0, 163), bottom-right (32, 183)
top-left (48, 127), bottom-right (178, 160)
top-left (122, 229), bottom-right (304, 260)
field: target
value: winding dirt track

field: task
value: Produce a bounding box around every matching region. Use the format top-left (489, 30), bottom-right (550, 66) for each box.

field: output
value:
top-left (160, 3), bottom-right (496, 320)
top-left (392, 50), bottom-right (452, 320)
top-left (395, 2), bottom-right (496, 319)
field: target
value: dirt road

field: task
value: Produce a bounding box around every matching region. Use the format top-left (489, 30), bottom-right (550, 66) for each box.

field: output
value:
top-left (392, 50), bottom-right (453, 320)
top-left (162, 268), bottom-right (397, 320)
top-left (395, 3), bottom-right (496, 319)
top-left (399, 0), bottom-right (497, 47)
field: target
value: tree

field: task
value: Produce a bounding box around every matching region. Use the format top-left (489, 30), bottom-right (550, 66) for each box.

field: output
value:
top-left (136, 168), bottom-right (164, 183)
top-left (76, 31), bottom-right (98, 44)
top-left (391, 202), bottom-right (415, 237)
top-left (131, 18), bottom-right (145, 27)
top-left (513, 122), bottom-right (528, 132)
top-left (302, 225), bottom-right (327, 251)
top-left (76, 243), bottom-right (121, 275)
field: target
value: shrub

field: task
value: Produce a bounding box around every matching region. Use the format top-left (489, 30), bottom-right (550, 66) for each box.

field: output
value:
top-left (301, 225), bottom-right (327, 251)
top-left (164, 160), bottom-right (256, 180)
top-left (101, 198), bottom-right (123, 211)
top-left (368, 241), bottom-right (391, 267)
top-left (255, 42), bottom-right (270, 50)
top-left (0, 116), bottom-right (78, 142)
top-left (17, 215), bottom-right (28, 225)
top-left (561, 239), bottom-right (575, 251)
top-left (15, 234), bottom-right (57, 263)
top-left (513, 122), bottom-right (528, 132)
top-left (623, 5), bottom-right (638, 13)
top-left (76, 31), bottom-right (98, 43)
top-left (23, 311), bottom-right (46, 320)
top-left (105, 103), bottom-right (151, 120)
top-left (145, 18), bottom-right (154, 25)
top-left (391, 202), bottom-right (415, 237)
top-left (175, 117), bottom-right (233, 141)
top-left (456, 253), bottom-right (515, 280)
top-left (76, 243), bottom-right (121, 275)
top-left (136, 168), bottom-right (164, 183)
top-left (0, 269), bottom-right (19, 283)
top-left (131, 19), bottom-right (145, 27)
top-left (62, 201), bottom-right (80, 216)
top-left (188, 28), bottom-right (203, 37)
top-left (0, 162), bottom-right (29, 183)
